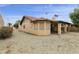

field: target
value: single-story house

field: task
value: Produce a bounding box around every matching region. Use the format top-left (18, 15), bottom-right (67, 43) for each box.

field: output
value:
top-left (19, 16), bottom-right (72, 35)
top-left (0, 15), bottom-right (4, 30)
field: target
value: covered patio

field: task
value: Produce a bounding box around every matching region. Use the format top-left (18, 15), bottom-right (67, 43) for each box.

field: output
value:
top-left (50, 21), bottom-right (72, 35)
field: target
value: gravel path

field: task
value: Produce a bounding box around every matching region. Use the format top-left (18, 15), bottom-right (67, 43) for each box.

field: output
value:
top-left (0, 30), bottom-right (79, 54)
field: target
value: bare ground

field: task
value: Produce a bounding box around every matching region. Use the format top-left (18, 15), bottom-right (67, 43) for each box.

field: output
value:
top-left (0, 30), bottom-right (79, 54)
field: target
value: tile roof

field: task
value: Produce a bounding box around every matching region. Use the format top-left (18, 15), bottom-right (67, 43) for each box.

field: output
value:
top-left (24, 16), bottom-right (49, 21)
top-left (20, 16), bottom-right (72, 25)
top-left (20, 16), bottom-right (50, 25)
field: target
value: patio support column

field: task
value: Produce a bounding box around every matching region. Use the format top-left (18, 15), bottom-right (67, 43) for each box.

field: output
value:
top-left (58, 23), bottom-right (61, 35)
top-left (64, 24), bottom-right (68, 32)
top-left (38, 22), bottom-right (40, 30)
top-left (44, 21), bottom-right (46, 30)
top-left (68, 25), bottom-right (71, 32)
top-left (44, 21), bottom-right (46, 35)
top-left (38, 22), bottom-right (40, 33)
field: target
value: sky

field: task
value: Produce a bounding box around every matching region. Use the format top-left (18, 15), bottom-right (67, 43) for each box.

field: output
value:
top-left (0, 4), bottom-right (78, 25)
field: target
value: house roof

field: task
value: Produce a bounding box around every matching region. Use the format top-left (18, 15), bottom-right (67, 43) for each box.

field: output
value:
top-left (20, 16), bottom-right (72, 25)
top-left (25, 16), bottom-right (49, 21)
top-left (20, 16), bottom-right (50, 25)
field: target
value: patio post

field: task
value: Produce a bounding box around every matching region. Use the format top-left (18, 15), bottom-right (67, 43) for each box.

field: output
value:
top-left (64, 24), bottom-right (68, 32)
top-left (58, 23), bottom-right (61, 35)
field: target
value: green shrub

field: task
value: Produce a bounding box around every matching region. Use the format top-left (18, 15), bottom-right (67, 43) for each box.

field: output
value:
top-left (0, 27), bottom-right (13, 39)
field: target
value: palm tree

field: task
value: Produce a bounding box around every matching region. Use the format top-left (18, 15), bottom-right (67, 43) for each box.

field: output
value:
top-left (14, 20), bottom-right (21, 29)
top-left (52, 14), bottom-right (59, 20)
top-left (8, 23), bottom-right (12, 27)
top-left (54, 14), bottom-right (58, 18)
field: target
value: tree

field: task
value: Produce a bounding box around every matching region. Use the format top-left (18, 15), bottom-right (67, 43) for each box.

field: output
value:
top-left (54, 14), bottom-right (58, 18)
top-left (14, 20), bottom-right (20, 29)
top-left (8, 23), bottom-right (12, 27)
top-left (70, 8), bottom-right (79, 27)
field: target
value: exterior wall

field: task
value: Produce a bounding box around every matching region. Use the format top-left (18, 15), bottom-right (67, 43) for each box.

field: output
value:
top-left (19, 20), bottom-right (51, 35)
top-left (0, 25), bottom-right (2, 30)
top-left (19, 18), bottom-right (72, 35)
top-left (19, 18), bottom-right (32, 33)
top-left (36, 21), bottom-right (51, 35)
top-left (30, 21), bottom-right (51, 35)
top-left (0, 15), bottom-right (4, 30)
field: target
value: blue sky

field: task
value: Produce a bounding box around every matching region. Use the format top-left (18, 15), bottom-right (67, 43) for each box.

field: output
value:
top-left (0, 4), bottom-right (78, 25)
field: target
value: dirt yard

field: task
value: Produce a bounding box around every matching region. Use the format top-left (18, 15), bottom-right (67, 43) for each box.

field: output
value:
top-left (0, 30), bottom-right (79, 54)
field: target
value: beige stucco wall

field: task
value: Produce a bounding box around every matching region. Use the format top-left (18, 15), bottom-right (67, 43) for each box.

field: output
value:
top-left (19, 18), bottom-right (74, 35)
top-left (19, 18), bottom-right (32, 33)
top-left (19, 19), bottom-right (51, 35)
top-left (36, 21), bottom-right (51, 35)
top-left (30, 21), bottom-right (51, 35)
top-left (0, 25), bottom-right (2, 30)
top-left (0, 15), bottom-right (4, 30)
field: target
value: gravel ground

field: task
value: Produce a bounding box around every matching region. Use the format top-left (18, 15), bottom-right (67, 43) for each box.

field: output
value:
top-left (0, 30), bottom-right (79, 54)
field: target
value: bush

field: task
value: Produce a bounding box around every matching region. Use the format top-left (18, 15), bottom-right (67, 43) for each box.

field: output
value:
top-left (0, 27), bottom-right (13, 39)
